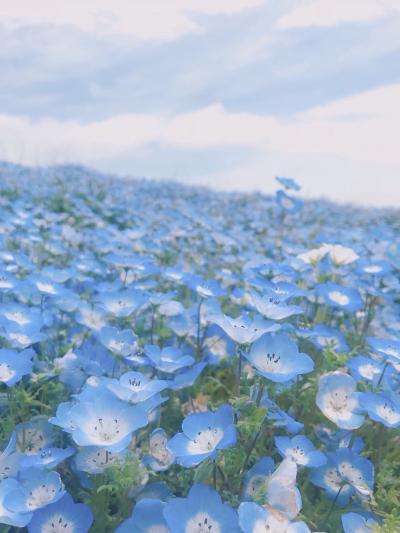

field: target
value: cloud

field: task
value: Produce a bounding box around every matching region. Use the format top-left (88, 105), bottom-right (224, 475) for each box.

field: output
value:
top-left (0, 0), bottom-right (265, 41)
top-left (0, 83), bottom-right (399, 205)
top-left (277, 0), bottom-right (400, 29)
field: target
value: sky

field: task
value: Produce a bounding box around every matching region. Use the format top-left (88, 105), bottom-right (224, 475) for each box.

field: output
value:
top-left (0, 0), bottom-right (400, 206)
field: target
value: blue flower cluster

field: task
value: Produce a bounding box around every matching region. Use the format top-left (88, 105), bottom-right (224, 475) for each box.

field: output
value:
top-left (0, 164), bottom-right (399, 532)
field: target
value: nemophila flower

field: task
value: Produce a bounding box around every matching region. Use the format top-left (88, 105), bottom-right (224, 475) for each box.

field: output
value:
top-left (29, 275), bottom-right (64, 297)
top-left (341, 512), bottom-right (377, 533)
top-left (0, 270), bottom-right (17, 292)
top-left (0, 348), bottom-right (34, 386)
top-left (169, 361), bottom-right (207, 390)
top-left (316, 371), bottom-right (364, 429)
top-left (15, 418), bottom-right (55, 455)
top-left (266, 459), bottom-right (302, 520)
top-left (144, 344), bottom-right (194, 373)
top-left (143, 428), bottom-right (175, 472)
top-left (276, 176), bottom-right (301, 191)
top-left (0, 303), bottom-right (43, 329)
top-left (73, 446), bottom-right (127, 475)
top-left (50, 392), bottom-right (148, 452)
top-left (209, 311), bottom-right (278, 344)
top-left (297, 243), bottom-right (359, 266)
top-left (107, 371), bottom-right (168, 403)
top-left (248, 290), bottom-right (303, 321)
top-left (185, 274), bottom-right (224, 299)
top-left (314, 424), bottom-right (365, 453)
top-left (0, 432), bottom-right (22, 481)
top-left (357, 259), bottom-right (392, 277)
top-left (244, 333), bottom-right (314, 383)
top-left (316, 282), bottom-right (362, 313)
top-left (158, 299), bottom-right (185, 316)
top-left (347, 355), bottom-right (382, 382)
top-left (75, 303), bottom-right (107, 332)
top-left (116, 498), bottom-right (168, 533)
top-left (367, 336), bottom-right (400, 363)
top-left (163, 484), bottom-right (241, 533)
top-left (167, 404), bottom-right (236, 467)
top-left (310, 449), bottom-right (374, 505)
top-left (97, 288), bottom-right (148, 317)
top-left (99, 326), bottom-right (139, 357)
top-left (260, 393), bottom-right (304, 434)
top-left (359, 392), bottom-right (400, 428)
top-left (4, 468), bottom-right (65, 513)
top-left (27, 493), bottom-right (93, 533)
top-left (274, 435), bottom-right (326, 467)
top-left (0, 479), bottom-right (32, 527)
top-left (243, 456), bottom-right (275, 501)
top-left (238, 502), bottom-right (311, 533)
top-left (20, 447), bottom-right (75, 470)
top-left (276, 190), bottom-right (303, 214)
top-left (310, 324), bottom-right (349, 352)
top-left (2, 323), bottom-right (47, 349)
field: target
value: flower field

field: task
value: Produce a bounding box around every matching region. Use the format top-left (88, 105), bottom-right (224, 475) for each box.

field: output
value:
top-left (0, 164), bottom-right (399, 532)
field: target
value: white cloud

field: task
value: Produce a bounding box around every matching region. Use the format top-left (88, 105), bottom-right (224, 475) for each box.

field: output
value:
top-left (0, 84), bottom-right (399, 205)
top-left (277, 0), bottom-right (400, 29)
top-left (0, 0), bottom-right (265, 41)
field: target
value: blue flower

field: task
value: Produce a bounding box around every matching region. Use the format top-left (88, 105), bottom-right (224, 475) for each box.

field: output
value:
top-left (238, 502), bottom-right (311, 533)
top-left (0, 348), bottom-right (34, 386)
top-left (167, 404), bottom-right (236, 467)
top-left (243, 456), bottom-right (275, 500)
top-left (359, 391), bottom-right (400, 428)
top-left (367, 336), bottom-right (400, 363)
top-left (97, 288), bottom-right (148, 317)
top-left (4, 468), bottom-right (65, 513)
top-left (276, 190), bottom-right (303, 214)
top-left (276, 176), bottom-right (301, 191)
top-left (107, 371), bottom-right (168, 403)
top-left (310, 449), bottom-right (374, 505)
top-left (209, 311), bottom-right (279, 344)
top-left (316, 282), bottom-right (362, 313)
top-left (116, 498), bottom-right (168, 533)
top-left (144, 344), bottom-right (194, 373)
top-left (27, 493), bottom-right (93, 533)
top-left (163, 484), bottom-right (241, 533)
top-left (99, 326), bottom-right (139, 357)
top-left (316, 371), bottom-right (364, 429)
top-left (249, 289), bottom-right (303, 321)
top-left (169, 362), bottom-right (207, 390)
top-left (310, 324), bottom-right (349, 352)
top-left (274, 435), bottom-right (326, 467)
top-left (73, 447), bottom-right (127, 475)
top-left (0, 478), bottom-right (32, 527)
top-left (341, 512), bottom-right (377, 533)
top-left (347, 355), bottom-right (382, 383)
top-left (20, 447), bottom-right (75, 470)
top-left (244, 333), bottom-right (314, 383)
top-left (143, 428), bottom-right (175, 472)
top-left (50, 390), bottom-right (148, 452)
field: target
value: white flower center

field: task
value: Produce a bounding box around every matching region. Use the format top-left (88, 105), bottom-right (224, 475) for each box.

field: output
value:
top-left (42, 514), bottom-right (74, 533)
top-left (364, 265), bottom-right (381, 273)
top-left (37, 282), bottom-right (57, 294)
top-left (328, 291), bottom-right (349, 306)
top-left (186, 512), bottom-right (221, 533)
top-left (26, 484), bottom-right (59, 510)
top-left (324, 468), bottom-right (342, 491)
top-left (187, 427), bottom-right (223, 453)
top-left (0, 363), bottom-right (15, 381)
top-left (5, 311), bottom-right (30, 325)
top-left (89, 416), bottom-right (126, 444)
top-left (376, 402), bottom-right (400, 425)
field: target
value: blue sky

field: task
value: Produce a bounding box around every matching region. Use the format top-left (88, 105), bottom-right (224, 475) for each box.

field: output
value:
top-left (0, 0), bottom-right (399, 205)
